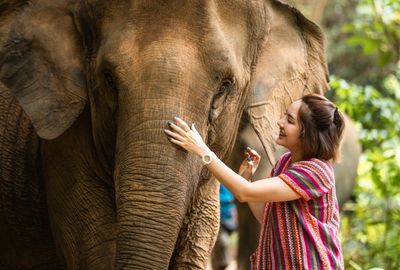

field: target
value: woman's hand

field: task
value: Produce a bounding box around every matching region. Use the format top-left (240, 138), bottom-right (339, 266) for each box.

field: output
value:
top-left (164, 116), bottom-right (210, 157)
top-left (238, 147), bottom-right (261, 181)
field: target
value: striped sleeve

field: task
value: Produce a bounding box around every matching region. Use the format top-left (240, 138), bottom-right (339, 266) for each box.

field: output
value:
top-left (278, 159), bottom-right (334, 201)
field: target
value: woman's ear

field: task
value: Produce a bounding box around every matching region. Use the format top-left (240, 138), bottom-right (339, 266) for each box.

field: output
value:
top-left (0, 3), bottom-right (87, 140)
top-left (246, 0), bottom-right (329, 164)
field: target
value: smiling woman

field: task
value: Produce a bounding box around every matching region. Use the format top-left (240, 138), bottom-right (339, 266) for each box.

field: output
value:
top-left (166, 94), bottom-right (346, 269)
top-left (276, 100), bottom-right (304, 162)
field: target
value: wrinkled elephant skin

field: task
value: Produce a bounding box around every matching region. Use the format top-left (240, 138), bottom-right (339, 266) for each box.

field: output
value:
top-left (0, 1), bottom-right (328, 269)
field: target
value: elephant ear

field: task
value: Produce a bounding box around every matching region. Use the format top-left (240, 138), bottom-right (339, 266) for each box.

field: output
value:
top-left (246, 0), bottom-right (329, 164)
top-left (0, 3), bottom-right (87, 140)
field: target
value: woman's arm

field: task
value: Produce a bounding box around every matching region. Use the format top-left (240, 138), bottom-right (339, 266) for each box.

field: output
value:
top-left (164, 117), bottom-right (301, 203)
top-left (237, 157), bottom-right (265, 224)
top-left (247, 199), bottom-right (265, 224)
top-left (208, 156), bottom-right (300, 203)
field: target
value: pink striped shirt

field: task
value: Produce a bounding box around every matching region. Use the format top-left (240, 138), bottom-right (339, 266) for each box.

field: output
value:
top-left (250, 152), bottom-right (344, 269)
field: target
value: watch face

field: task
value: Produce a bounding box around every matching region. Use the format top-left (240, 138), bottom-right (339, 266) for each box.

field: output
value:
top-left (202, 152), bottom-right (214, 164)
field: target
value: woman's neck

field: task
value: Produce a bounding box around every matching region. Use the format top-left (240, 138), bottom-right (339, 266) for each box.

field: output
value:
top-left (290, 151), bottom-right (303, 163)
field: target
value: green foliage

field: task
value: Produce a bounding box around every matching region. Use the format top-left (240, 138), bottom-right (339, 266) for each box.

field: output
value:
top-left (343, 0), bottom-right (399, 66)
top-left (324, 0), bottom-right (400, 88)
top-left (330, 73), bottom-right (400, 269)
top-left (327, 2), bottom-right (400, 268)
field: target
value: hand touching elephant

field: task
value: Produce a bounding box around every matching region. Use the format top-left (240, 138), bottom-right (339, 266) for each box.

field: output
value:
top-left (0, 1), bottom-right (328, 269)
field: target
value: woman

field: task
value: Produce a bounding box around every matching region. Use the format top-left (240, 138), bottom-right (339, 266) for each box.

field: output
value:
top-left (164, 94), bottom-right (345, 269)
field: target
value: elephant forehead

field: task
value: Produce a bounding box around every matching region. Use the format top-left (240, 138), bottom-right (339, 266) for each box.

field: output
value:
top-left (99, 0), bottom-right (267, 62)
top-left (101, 32), bottom-right (197, 69)
top-left (101, 0), bottom-right (266, 31)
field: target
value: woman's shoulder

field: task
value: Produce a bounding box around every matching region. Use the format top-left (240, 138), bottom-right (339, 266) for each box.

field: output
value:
top-left (275, 151), bottom-right (292, 167)
top-left (292, 157), bottom-right (334, 174)
top-left (277, 152), bottom-right (330, 166)
top-left (276, 153), bottom-right (333, 175)
top-left (278, 151), bottom-right (291, 162)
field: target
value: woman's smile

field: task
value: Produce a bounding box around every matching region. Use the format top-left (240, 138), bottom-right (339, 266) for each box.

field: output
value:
top-left (279, 128), bottom-right (286, 138)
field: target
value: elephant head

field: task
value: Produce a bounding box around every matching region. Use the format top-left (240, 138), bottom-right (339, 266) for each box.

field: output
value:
top-left (0, 0), bottom-right (328, 268)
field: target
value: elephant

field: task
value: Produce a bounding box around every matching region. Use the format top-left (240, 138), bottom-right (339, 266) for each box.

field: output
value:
top-left (216, 113), bottom-right (361, 270)
top-left (0, 0), bottom-right (329, 269)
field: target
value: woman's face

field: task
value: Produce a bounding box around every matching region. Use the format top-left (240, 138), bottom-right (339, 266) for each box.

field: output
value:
top-left (276, 100), bottom-right (303, 154)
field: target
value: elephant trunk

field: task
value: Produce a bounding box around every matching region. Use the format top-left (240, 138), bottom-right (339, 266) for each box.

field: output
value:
top-left (114, 118), bottom-right (203, 268)
top-left (113, 40), bottom-right (209, 267)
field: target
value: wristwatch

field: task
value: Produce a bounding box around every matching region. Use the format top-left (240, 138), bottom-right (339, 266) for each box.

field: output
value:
top-left (201, 151), bottom-right (215, 165)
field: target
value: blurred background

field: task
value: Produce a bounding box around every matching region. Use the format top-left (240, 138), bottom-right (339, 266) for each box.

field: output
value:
top-left (209, 1), bottom-right (400, 269)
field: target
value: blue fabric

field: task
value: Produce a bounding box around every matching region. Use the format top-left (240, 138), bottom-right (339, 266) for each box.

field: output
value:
top-left (219, 184), bottom-right (237, 232)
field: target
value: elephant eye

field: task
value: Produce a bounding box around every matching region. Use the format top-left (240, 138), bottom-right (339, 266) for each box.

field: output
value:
top-left (103, 70), bottom-right (117, 91)
top-left (218, 79), bottom-right (234, 95)
top-left (208, 78), bottom-right (235, 123)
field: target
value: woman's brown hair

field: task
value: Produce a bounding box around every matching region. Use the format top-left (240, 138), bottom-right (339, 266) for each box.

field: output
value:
top-left (298, 94), bottom-right (345, 162)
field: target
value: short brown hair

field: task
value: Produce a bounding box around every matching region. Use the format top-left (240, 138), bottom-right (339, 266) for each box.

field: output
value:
top-left (298, 94), bottom-right (345, 162)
